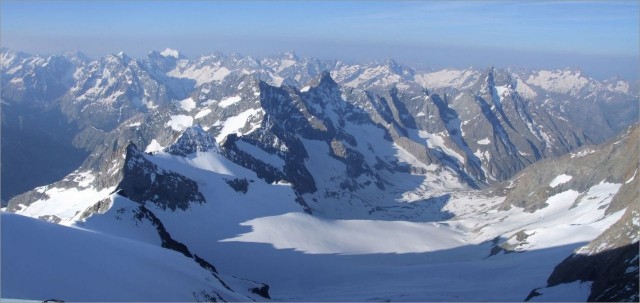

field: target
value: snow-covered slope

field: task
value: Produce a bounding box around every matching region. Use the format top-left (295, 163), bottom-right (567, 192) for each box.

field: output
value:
top-left (1, 212), bottom-right (254, 302)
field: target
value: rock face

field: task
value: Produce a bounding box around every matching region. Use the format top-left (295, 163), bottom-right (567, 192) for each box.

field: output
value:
top-left (116, 143), bottom-right (205, 211)
top-left (499, 125), bottom-right (639, 212)
top-left (512, 125), bottom-right (639, 302)
top-left (546, 153), bottom-right (639, 302)
top-left (544, 214), bottom-right (639, 302)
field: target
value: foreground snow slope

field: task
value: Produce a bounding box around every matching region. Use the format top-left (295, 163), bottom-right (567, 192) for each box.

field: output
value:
top-left (0, 212), bottom-right (249, 302)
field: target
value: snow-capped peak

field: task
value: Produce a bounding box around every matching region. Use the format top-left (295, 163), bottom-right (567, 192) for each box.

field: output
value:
top-left (525, 68), bottom-right (591, 95)
top-left (160, 48), bottom-right (181, 59)
top-left (116, 51), bottom-right (129, 60)
top-left (110, 51), bottom-right (131, 65)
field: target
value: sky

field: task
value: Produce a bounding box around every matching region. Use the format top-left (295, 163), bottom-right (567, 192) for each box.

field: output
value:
top-left (1, 0), bottom-right (638, 79)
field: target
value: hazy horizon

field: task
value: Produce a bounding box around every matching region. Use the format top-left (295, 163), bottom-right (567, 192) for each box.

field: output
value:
top-left (2, 0), bottom-right (638, 80)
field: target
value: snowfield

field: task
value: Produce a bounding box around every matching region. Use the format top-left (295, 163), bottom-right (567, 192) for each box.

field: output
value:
top-left (1, 212), bottom-right (250, 302)
top-left (222, 212), bottom-right (468, 254)
top-left (414, 69), bottom-right (479, 90)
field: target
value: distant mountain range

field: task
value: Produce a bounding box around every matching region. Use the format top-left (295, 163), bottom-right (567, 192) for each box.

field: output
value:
top-left (1, 48), bottom-right (638, 301)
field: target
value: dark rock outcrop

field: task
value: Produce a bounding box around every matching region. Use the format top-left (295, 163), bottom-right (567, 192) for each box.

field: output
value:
top-left (116, 142), bottom-right (205, 211)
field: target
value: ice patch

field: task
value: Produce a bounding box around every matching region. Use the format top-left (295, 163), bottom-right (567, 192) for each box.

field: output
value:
top-left (145, 139), bottom-right (164, 153)
top-left (194, 108), bottom-right (212, 119)
top-left (571, 149), bottom-right (596, 158)
top-left (178, 97), bottom-right (196, 112)
top-left (166, 115), bottom-right (193, 132)
top-left (218, 95), bottom-right (242, 108)
top-left (549, 174), bottom-right (573, 188)
top-left (625, 169), bottom-right (636, 184)
top-left (477, 138), bottom-right (490, 145)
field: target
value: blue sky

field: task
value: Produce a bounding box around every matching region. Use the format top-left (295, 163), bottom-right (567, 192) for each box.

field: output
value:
top-left (1, 1), bottom-right (638, 79)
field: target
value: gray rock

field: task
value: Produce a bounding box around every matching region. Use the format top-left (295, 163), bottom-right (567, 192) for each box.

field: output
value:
top-left (116, 143), bottom-right (205, 211)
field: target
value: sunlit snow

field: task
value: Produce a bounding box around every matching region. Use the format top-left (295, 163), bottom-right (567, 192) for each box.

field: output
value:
top-left (144, 139), bottom-right (164, 153)
top-left (160, 48), bottom-right (180, 58)
top-left (218, 95), bottom-right (242, 108)
top-left (166, 115), bottom-right (194, 131)
top-left (215, 108), bottom-right (262, 142)
top-left (178, 97), bottom-right (196, 112)
top-left (549, 174), bottom-right (573, 188)
top-left (477, 138), bottom-right (491, 145)
top-left (194, 108), bottom-right (212, 119)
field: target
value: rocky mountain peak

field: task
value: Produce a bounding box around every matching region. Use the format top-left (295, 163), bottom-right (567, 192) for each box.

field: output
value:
top-left (62, 50), bottom-right (90, 65)
top-left (318, 70), bottom-right (338, 87)
top-left (384, 59), bottom-right (404, 75)
top-left (164, 124), bottom-right (219, 156)
top-left (115, 51), bottom-right (131, 64)
top-left (124, 142), bottom-right (145, 167)
top-left (281, 50), bottom-right (299, 61)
